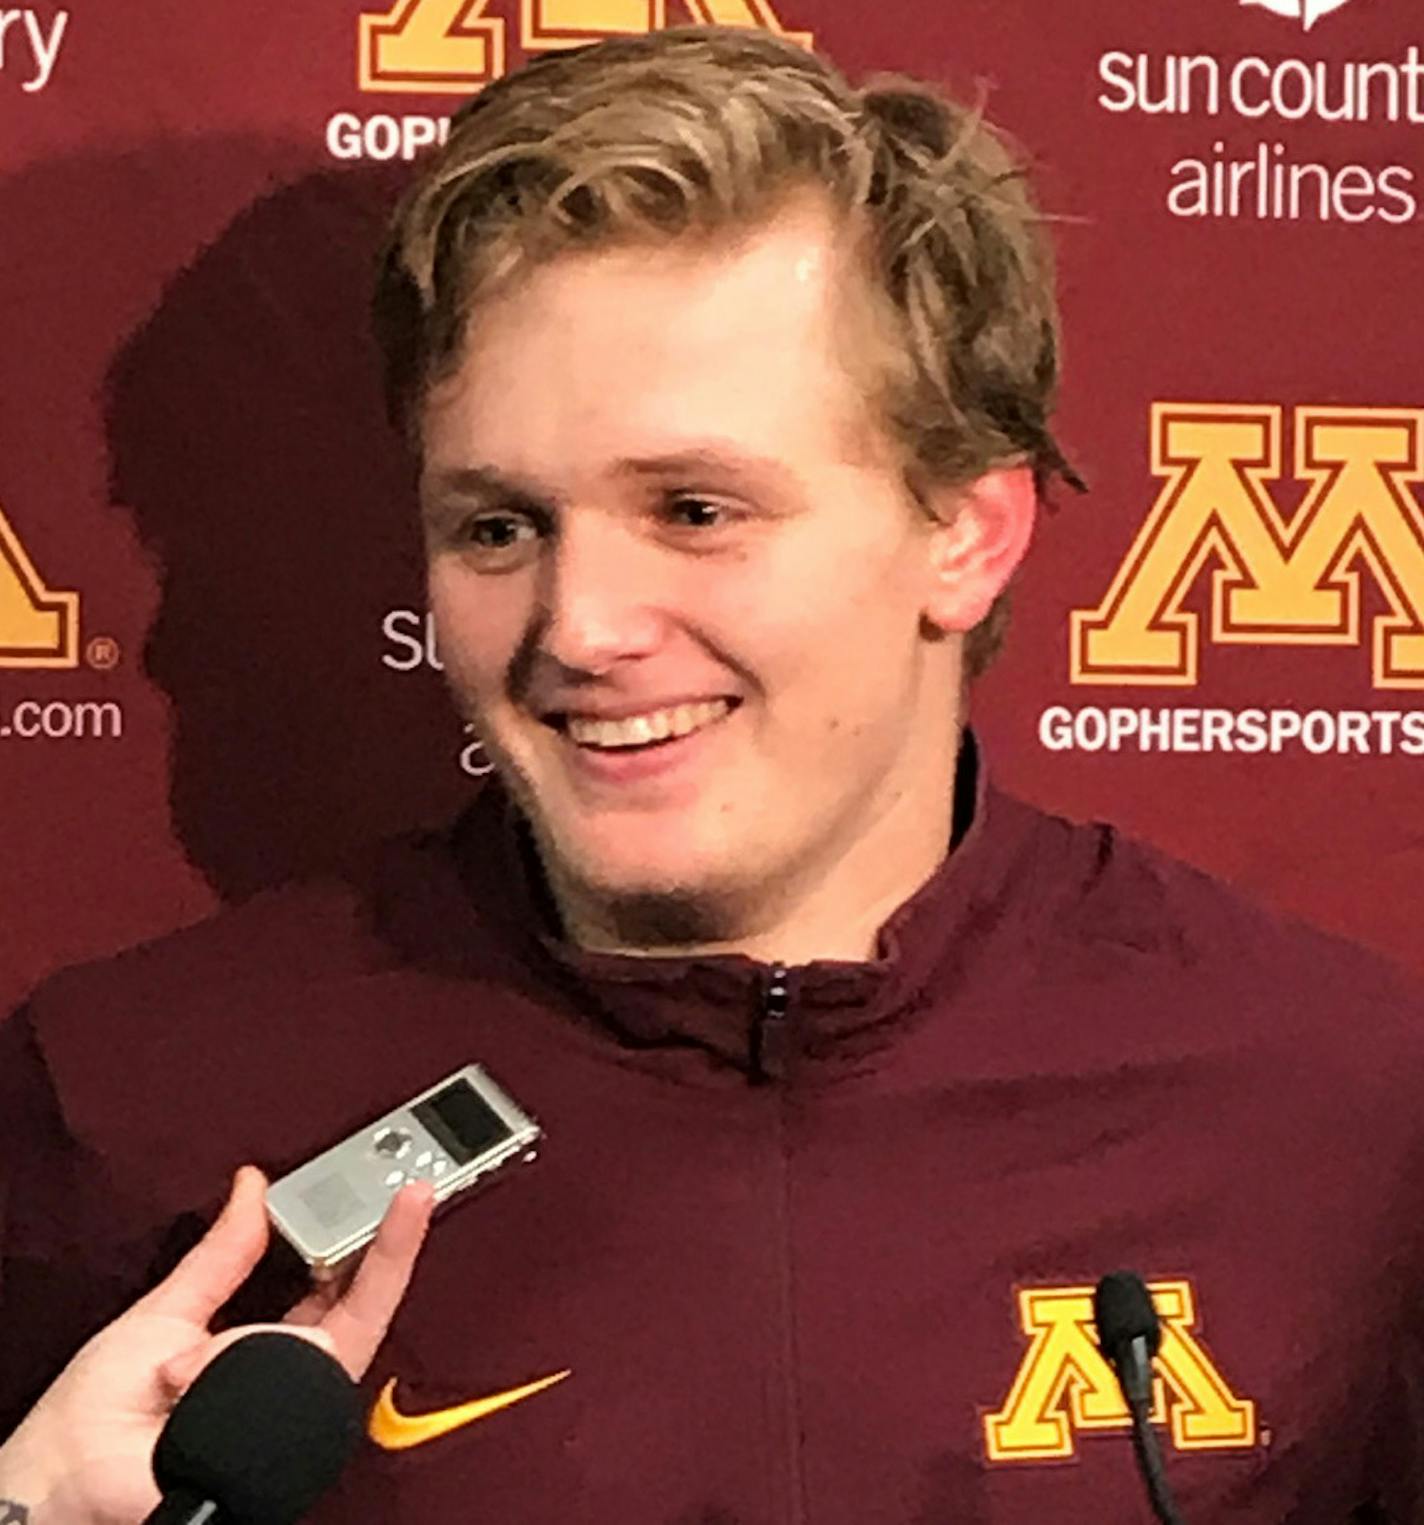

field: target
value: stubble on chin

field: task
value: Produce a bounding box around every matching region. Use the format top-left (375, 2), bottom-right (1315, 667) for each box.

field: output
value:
top-left (495, 736), bottom-right (766, 951)
top-left (529, 819), bottom-right (755, 953)
top-left (603, 886), bottom-right (744, 950)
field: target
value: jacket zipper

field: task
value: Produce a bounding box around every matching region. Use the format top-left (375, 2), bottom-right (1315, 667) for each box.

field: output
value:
top-left (754, 961), bottom-right (792, 1083)
top-left (754, 962), bottom-right (806, 1524)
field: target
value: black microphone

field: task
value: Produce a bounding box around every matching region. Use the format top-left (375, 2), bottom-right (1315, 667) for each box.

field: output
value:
top-left (144, 1332), bottom-right (362, 1525)
top-left (1092, 1271), bottom-right (1186, 1525)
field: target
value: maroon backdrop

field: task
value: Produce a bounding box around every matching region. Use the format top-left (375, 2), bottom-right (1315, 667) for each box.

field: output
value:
top-left (2, 0), bottom-right (1421, 1015)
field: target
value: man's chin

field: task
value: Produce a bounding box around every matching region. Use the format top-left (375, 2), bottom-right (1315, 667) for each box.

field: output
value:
top-left (595, 885), bottom-right (745, 951)
top-left (534, 834), bottom-right (750, 950)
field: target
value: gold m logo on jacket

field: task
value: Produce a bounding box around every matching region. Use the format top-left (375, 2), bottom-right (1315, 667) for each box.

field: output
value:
top-left (1071, 403), bottom-right (1424, 690)
top-left (983, 1280), bottom-right (1257, 1462)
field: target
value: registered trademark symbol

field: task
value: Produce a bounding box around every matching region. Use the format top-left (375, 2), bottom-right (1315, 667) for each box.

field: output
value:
top-left (86, 635), bottom-right (121, 670)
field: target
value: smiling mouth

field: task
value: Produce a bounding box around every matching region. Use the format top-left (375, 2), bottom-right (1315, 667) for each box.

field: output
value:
top-left (548, 698), bottom-right (740, 751)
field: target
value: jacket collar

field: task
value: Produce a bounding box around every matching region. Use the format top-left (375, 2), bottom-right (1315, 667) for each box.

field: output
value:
top-left (376, 730), bottom-right (1047, 1080)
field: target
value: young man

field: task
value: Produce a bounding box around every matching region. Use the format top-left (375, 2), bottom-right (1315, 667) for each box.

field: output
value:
top-left (4, 26), bottom-right (1424, 1523)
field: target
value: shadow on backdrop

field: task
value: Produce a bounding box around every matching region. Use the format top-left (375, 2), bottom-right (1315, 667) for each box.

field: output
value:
top-left (106, 158), bottom-right (474, 901)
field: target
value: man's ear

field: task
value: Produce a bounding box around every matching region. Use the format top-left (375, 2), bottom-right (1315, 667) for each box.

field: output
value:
top-left (919, 466), bottom-right (1036, 634)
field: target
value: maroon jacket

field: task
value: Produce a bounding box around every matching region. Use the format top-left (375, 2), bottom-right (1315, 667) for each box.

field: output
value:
top-left (4, 739), bottom-right (1424, 1522)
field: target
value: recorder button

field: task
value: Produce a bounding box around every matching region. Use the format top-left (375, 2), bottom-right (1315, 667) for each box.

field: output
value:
top-left (373, 1128), bottom-right (412, 1160)
top-left (414, 1150), bottom-right (433, 1170)
top-left (432, 1159), bottom-right (449, 1176)
top-left (383, 1169), bottom-right (407, 1188)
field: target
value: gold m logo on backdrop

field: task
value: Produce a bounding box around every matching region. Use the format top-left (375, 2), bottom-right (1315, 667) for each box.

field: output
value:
top-left (983, 1281), bottom-right (1256, 1463)
top-left (358, 0), bottom-right (810, 94)
top-left (0, 499), bottom-right (78, 668)
top-left (1071, 404), bottom-right (1424, 689)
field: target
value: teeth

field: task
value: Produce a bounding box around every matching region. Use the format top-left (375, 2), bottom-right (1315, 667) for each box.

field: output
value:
top-left (566, 699), bottom-right (732, 749)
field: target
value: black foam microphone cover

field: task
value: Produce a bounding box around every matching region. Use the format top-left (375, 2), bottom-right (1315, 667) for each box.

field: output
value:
top-left (151, 1331), bottom-right (362, 1524)
top-left (1092, 1272), bottom-right (1186, 1525)
top-left (1093, 1270), bottom-right (1162, 1363)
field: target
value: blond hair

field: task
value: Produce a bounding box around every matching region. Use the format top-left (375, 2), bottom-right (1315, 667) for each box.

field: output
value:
top-left (373, 26), bottom-right (1080, 677)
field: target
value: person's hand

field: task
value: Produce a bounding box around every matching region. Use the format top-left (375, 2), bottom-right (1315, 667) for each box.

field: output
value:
top-left (0, 1165), bottom-right (434, 1524)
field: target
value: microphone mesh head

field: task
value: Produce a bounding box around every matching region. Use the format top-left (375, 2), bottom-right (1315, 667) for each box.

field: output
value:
top-left (1092, 1271), bottom-right (1162, 1361)
top-left (152, 1331), bottom-right (362, 1524)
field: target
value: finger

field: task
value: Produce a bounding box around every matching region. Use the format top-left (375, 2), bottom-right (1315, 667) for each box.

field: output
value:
top-left (316, 1181), bottom-right (434, 1378)
top-left (137, 1166), bottom-right (271, 1325)
top-left (160, 1323), bottom-right (340, 1397)
top-left (284, 1275), bottom-right (344, 1327)
top-left (284, 1253), bottom-right (362, 1326)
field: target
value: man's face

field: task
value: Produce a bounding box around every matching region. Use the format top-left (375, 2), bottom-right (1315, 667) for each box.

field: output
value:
top-left (420, 198), bottom-right (970, 948)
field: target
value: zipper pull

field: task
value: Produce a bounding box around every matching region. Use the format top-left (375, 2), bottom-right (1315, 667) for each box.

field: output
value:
top-left (753, 962), bottom-right (791, 1083)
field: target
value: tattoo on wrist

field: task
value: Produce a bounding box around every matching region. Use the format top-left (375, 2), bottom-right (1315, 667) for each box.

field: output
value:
top-left (0, 1501), bottom-right (31, 1524)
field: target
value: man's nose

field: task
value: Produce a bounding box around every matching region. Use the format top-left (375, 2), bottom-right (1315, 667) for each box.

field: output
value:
top-left (534, 513), bottom-right (665, 676)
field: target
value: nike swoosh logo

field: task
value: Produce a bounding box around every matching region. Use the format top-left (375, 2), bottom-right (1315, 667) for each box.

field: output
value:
top-left (368, 1369), bottom-right (571, 1451)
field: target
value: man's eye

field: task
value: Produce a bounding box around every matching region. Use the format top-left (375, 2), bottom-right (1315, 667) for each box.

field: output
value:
top-left (665, 495), bottom-right (734, 529)
top-left (461, 514), bottom-right (538, 551)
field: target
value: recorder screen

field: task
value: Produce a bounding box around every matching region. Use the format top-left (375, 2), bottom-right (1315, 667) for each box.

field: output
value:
top-left (412, 1082), bottom-right (513, 1164)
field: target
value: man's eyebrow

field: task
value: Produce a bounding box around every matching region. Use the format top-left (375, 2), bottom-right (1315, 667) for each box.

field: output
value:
top-left (421, 446), bottom-right (801, 509)
top-left (612, 447), bottom-right (800, 491)
top-left (421, 465), bottom-right (552, 506)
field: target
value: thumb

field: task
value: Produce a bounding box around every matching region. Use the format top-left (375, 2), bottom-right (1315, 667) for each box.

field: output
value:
top-left (137, 1165), bottom-right (272, 1326)
top-left (160, 1324), bottom-right (341, 1397)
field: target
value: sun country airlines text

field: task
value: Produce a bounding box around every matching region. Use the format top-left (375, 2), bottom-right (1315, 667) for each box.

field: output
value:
top-left (1097, 44), bottom-right (1423, 222)
top-left (382, 607), bottom-right (493, 777)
